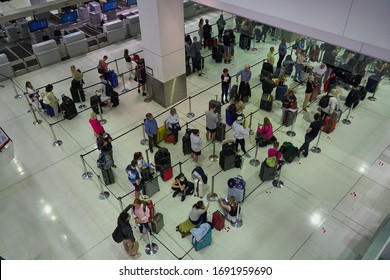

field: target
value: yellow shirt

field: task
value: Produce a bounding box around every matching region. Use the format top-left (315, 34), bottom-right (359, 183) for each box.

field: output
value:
top-left (267, 52), bottom-right (275, 66)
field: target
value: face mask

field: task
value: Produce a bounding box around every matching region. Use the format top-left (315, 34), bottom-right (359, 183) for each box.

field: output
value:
top-left (180, 178), bottom-right (185, 182)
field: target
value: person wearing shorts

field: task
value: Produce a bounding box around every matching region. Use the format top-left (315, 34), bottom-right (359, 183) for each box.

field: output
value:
top-left (126, 160), bottom-right (142, 199)
top-left (190, 129), bottom-right (202, 164)
top-left (205, 104), bottom-right (219, 142)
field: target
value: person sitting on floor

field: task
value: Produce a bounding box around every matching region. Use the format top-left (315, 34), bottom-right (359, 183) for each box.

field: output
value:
top-left (219, 196), bottom-right (240, 223)
top-left (189, 200), bottom-right (210, 225)
top-left (171, 173), bottom-right (194, 202)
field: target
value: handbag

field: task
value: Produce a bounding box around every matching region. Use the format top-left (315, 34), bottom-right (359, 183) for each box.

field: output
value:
top-left (172, 123), bottom-right (181, 131)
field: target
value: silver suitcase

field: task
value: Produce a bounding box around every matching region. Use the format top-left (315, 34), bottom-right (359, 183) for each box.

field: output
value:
top-left (194, 179), bottom-right (209, 198)
top-left (143, 174), bottom-right (160, 197)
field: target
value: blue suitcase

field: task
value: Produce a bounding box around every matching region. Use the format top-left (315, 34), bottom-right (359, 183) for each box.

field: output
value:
top-left (225, 105), bottom-right (237, 126)
top-left (192, 227), bottom-right (212, 251)
top-left (227, 176), bottom-right (246, 202)
top-left (365, 75), bottom-right (380, 93)
top-left (108, 71), bottom-right (119, 88)
top-left (275, 85), bottom-right (288, 101)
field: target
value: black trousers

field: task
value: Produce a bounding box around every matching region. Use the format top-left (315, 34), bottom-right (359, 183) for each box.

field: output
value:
top-left (235, 138), bottom-right (246, 153)
top-left (148, 134), bottom-right (158, 149)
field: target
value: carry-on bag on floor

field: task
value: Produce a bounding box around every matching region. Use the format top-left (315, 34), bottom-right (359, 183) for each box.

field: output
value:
top-left (227, 175), bottom-right (246, 203)
top-left (101, 168), bottom-right (115, 185)
top-left (212, 210), bottom-right (225, 231)
top-left (154, 148), bottom-right (171, 172)
top-left (108, 71), bottom-right (119, 88)
top-left (226, 105), bottom-right (237, 126)
top-left (90, 95), bottom-right (102, 114)
top-left (61, 95), bottom-right (78, 120)
top-left (164, 134), bottom-right (175, 144)
top-left (182, 128), bottom-right (192, 155)
top-left (229, 84), bottom-right (238, 100)
top-left (283, 146), bottom-right (299, 163)
top-left (322, 114), bottom-right (337, 134)
top-left (260, 94), bottom-right (273, 112)
top-left (275, 85), bottom-right (288, 101)
top-left (214, 52), bottom-right (223, 63)
top-left (219, 150), bottom-right (236, 171)
top-left (157, 126), bottom-right (167, 143)
top-left (194, 179), bottom-right (209, 198)
top-left (193, 227), bottom-right (212, 251)
top-left (177, 219), bottom-right (197, 238)
top-left (365, 75), bottom-right (380, 93)
top-left (282, 109), bottom-right (297, 127)
top-left (160, 164), bottom-right (173, 182)
top-left (259, 160), bottom-right (277, 181)
top-left (143, 174), bottom-right (160, 197)
top-left (110, 91), bottom-right (119, 107)
top-left (151, 212), bottom-right (164, 234)
top-left (209, 99), bottom-right (222, 115)
top-left (215, 123), bottom-right (226, 142)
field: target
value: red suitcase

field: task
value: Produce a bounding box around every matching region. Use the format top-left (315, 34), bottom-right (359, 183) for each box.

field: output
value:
top-left (212, 210), bottom-right (225, 231)
top-left (161, 165), bottom-right (173, 182)
top-left (322, 114), bottom-right (337, 134)
top-left (209, 38), bottom-right (218, 48)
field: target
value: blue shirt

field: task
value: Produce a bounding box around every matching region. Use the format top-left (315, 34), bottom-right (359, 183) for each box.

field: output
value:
top-left (278, 42), bottom-right (287, 56)
top-left (144, 118), bottom-right (158, 137)
top-left (236, 69), bottom-right (252, 82)
top-left (126, 165), bottom-right (140, 185)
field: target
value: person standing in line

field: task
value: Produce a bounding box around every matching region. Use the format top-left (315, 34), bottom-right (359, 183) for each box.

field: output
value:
top-left (70, 65), bottom-right (84, 82)
top-left (258, 24), bottom-right (270, 43)
top-left (126, 160), bottom-right (142, 199)
top-left (97, 130), bottom-right (116, 168)
top-left (293, 49), bottom-right (307, 84)
top-left (202, 19), bottom-right (212, 49)
top-left (25, 81), bottom-right (41, 111)
top-left (276, 38), bottom-right (287, 69)
top-left (317, 88), bottom-right (339, 120)
top-left (89, 112), bottom-right (104, 136)
top-left (303, 75), bottom-right (315, 111)
top-left (236, 64), bottom-right (252, 99)
top-left (198, 18), bottom-right (204, 47)
top-left (190, 129), bottom-right (202, 164)
top-left (299, 113), bottom-right (323, 158)
top-left (190, 36), bottom-right (202, 73)
top-left (222, 30), bottom-right (232, 64)
top-left (221, 68), bottom-right (231, 103)
top-left (205, 103), bottom-right (219, 142)
top-left (124, 49), bottom-right (135, 80)
top-left (216, 14), bottom-right (226, 41)
top-left (95, 75), bottom-right (113, 108)
top-left (312, 62), bottom-right (327, 93)
top-left (266, 47), bottom-right (275, 67)
top-left (136, 58), bottom-right (147, 96)
top-left (117, 204), bottom-right (140, 258)
top-left (42, 84), bottom-right (59, 118)
top-left (167, 107), bottom-right (180, 145)
top-left (231, 94), bottom-right (245, 117)
top-left (130, 198), bottom-right (151, 234)
top-left (144, 113), bottom-right (161, 153)
top-left (98, 55), bottom-right (110, 80)
top-left (232, 116), bottom-right (250, 157)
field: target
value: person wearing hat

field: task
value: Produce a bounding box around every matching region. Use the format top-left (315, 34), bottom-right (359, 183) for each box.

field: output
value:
top-left (232, 116), bottom-right (250, 157)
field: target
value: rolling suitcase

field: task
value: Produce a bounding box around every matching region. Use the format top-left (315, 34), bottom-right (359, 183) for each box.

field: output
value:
top-left (111, 91), bottom-right (119, 107)
top-left (90, 95), bottom-right (102, 114)
top-left (322, 114), bottom-right (337, 134)
top-left (215, 123), bottom-right (226, 142)
top-left (282, 109), bottom-right (297, 127)
top-left (214, 52), bottom-right (223, 63)
top-left (226, 105), bottom-right (237, 126)
top-left (275, 85), bottom-right (288, 101)
top-left (151, 212), bottom-right (164, 234)
top-left (101, 168), bottom-right (115, 185)
top-left (108, 71), bottom-right (119, 88)
top-left (365, 75), bottom-right (380, 93)
top-left (219, 150), bottom-right (236, 171)
top-left (260, 94), bottom-right (273, 112)
top-left (193, 228), bottom-right (212, 251)
top-left (194, 179), bottom-right (208, 198)
top-left (157, 126), bottom-right (167, 143)
top-left (209, 99), bottom-right (222, 115)
top-left (154, 148), bottom-right (171, 172)
top-left (164, 134), bottom-right (175, 144)
top-left (61, 95), bottom-right (78, 120)
top-left (227, 176), bottom-right (246, 203)
top-left (143, 174), bottom-right (160, 197)
top-left (229, 84), bottom-right (238, 100)
top-left (177, 219), bottom-right (197, 238)
top-left (182, 129), bottom-right (192, 155)
top-left (259, 160), bottom-right (277, 181)
top-left (212, 210), bottom-right (225, 231)
top-left (283, 146), bottom-right (300, 163)
top-left (160, 164), bottom-right (173, 182)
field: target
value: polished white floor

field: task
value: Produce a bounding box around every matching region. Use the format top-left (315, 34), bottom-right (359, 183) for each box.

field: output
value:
top-left (0, 11), bottom-right (390, 260)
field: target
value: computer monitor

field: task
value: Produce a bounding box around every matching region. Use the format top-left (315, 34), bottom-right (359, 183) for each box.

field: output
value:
top-left (127, 0), bottom-right (137, 5)
top-left (60, 11), bottom-right (78, 24)
top-left (28, 19), bottom-right (48, 32)
top-left (102, 1), bottom-right (118, 12)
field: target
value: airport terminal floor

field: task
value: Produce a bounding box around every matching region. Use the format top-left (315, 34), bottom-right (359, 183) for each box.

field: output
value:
top-left (0, 10), bottom-right (390, 260)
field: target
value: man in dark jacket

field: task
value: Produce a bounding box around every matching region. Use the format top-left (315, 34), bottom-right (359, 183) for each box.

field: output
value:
top-left (203, 19), bottom-right (212, 48)
top-left (118, 204), bottom-right (140, 258)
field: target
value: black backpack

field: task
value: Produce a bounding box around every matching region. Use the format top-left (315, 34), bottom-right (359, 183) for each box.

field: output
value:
top-left (112, 225), bottom-right (124, 243)
top-left (319, 93), bottom-right (331, 108)
top-left (97, 63), bottom-right (104, 74)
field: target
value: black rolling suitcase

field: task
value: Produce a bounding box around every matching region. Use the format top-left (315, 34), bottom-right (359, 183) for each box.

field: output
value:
top-left (215, 123), bottom-right (226, 142)
top-left (111, 91), bottom-right (119, 107)
top-left (275, 85), bottom-right (288, 101)
top-left (209, 99), bottom-right (222, 115)
top-left (282, 110), bottom-right (297, 127)
top-left (182, 129), bottom-right (192, 155)
top-left (60, 95), bottom-right (78, 119)
top-left (260, 94), bottom-right (273, 112)
top-left (219, 142), bottom-right (236, 171)
top-left (214, 52), bottom-right (223, 63)
top-left (259, 160), bottom-right (277, 181)
top-left (229, 84), bottom-right (238, 99)
top-left (101, 168), bottom-right (115, 185)
top-left (365, 75), bottom-right (380, 93)
top-left (90, 95), bottom-right (102, 114)
top-left (154, 148), bottom-right (171, 172)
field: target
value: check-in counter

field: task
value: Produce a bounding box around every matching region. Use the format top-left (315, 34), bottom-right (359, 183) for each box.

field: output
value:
top-left (32, 40), bottom-right (61, 67)
top-left (0, 54), bottom-right (15, 81)
top-left (126, 14), bottom-right (140, 38)
top-left (63, 31), bottom-right (88, 58)
top-left (103, 20), bottom-right (125, 44)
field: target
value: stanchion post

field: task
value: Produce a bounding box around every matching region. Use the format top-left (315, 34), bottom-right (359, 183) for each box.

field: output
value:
top-left (311, 130), bottom-right (322, 153)
top-left (272, 163), bottom-right (285, 188)
top-left (248, 112), bottom-right (254, 135)
top-left (11, 79), bottom-right (22, 99)
top-left (368, 82), bottom-right (378, 101)
top-left (145, 149), bottom-right (150, 164)
top-left (98, 102), bottom-right (107, 124)
top-left (198, 56), bottom-right (205, 77)
top-left (231, 203), bottom-right (243, 228)
top-left (186, 96), bottom-right (195, 118)
top-left (209, 141), bottom-right (219, 162)
top-left (77, 89), bottom-right (87, 109)
top-left (49, 124), bottom-right (63, 147)
top-left (207, 175), bottom-right (218, 202)
top-left (114, 59), bottom-right (120, 77)
top-left (249, 144), bottom-right (260, 166)
top-left (121, 73), bottom-right (127, 93)
top-left (286, 110), bottom-right (297, 137)
top-left (97, 175), bottom-right (110, 200)
top-left (145, 230), bottom-right (159, 255)
top-left (342, 106), bottom-right (352, 125)
top-left (81, 155), bottom-right (93, 180)
top-left (140, 123), bottom-right (149, 145)
top-left (179, 161), bottom-right (182, 174)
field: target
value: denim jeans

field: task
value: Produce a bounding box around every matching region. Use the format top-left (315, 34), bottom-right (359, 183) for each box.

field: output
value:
top-left (294, 63), bottom-right (304, 82)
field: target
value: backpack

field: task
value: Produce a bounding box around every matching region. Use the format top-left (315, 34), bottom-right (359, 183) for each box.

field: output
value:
top-left (319, 93), bottom-right (331, 109)
top-left (105, 82), bottom-right (114, 97)
top-left (97, 63), bottom-right (104, 74)
top-left (265, 156), bottom-right (277, 168)
top-left (112, 225), bottom-right (125, 243)
top-left (97, 151), bottom-right (113, 170)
